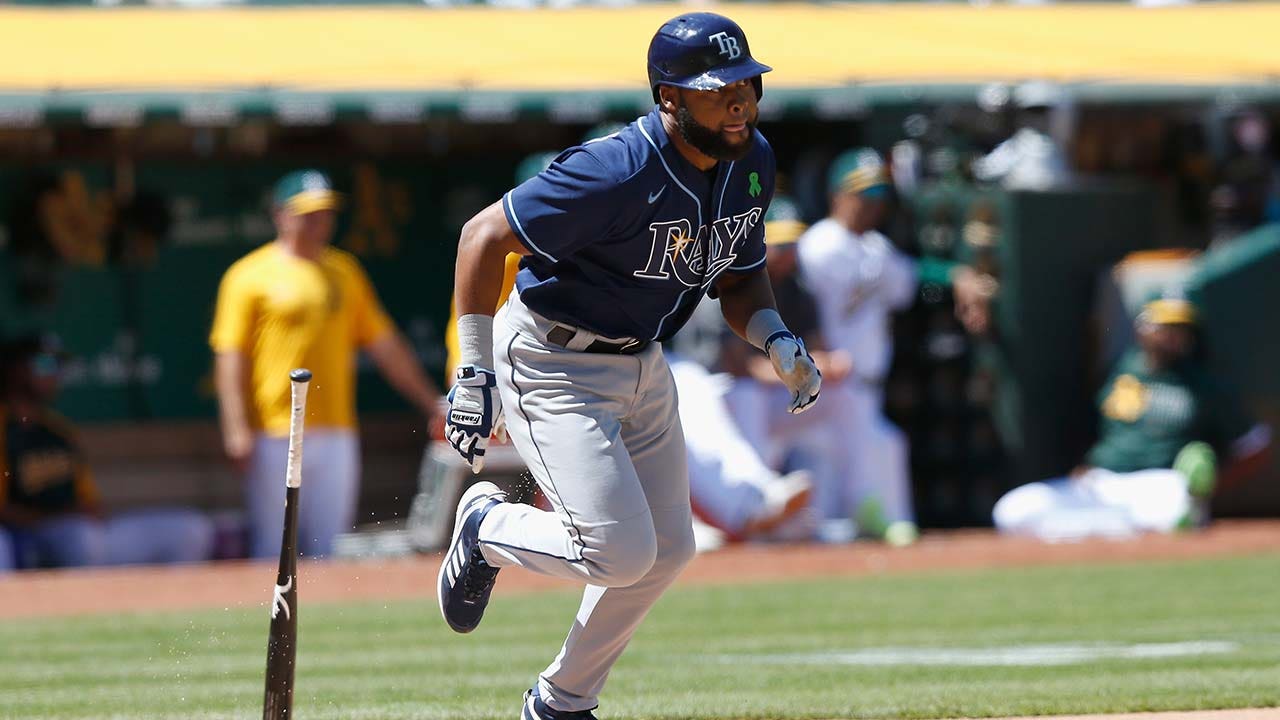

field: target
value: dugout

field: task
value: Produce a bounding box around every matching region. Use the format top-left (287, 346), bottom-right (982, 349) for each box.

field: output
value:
top-left (3, 3), bottom-right (1280, 538)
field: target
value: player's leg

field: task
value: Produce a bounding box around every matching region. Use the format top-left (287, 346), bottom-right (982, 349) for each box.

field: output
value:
top-left (0, 527), bottom-right (15, 572)
top-left (30, 514), bottom-right (108, 567)
top-left (847, 388), bottom-right (916, 542)
top-left (297, 430), bottom-right (360, 558)
top-left (723, 376), bottom-right (775, 461)
top-left (736, 378), bottom-right (853, 525)
top-left (671, 356), bottom-right (790, 535)
top-left (993, 470), bottom-right (1134, 539)
top-left (245, 434), bottom-right (290, 559)
top-left (1085, 468), bottom-right (1192, 532)
top-left (481, 326), bottom-right (659, 587)
top-left (534, 350), bottom-right (698, 713)
top-left (992, 477), bottom-right (1077, 534)
top-left (104, 508), bottom-right (215, 565)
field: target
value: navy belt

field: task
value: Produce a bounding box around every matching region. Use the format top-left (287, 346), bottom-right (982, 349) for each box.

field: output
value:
top-left (545, 325), bottom-right (650, 355)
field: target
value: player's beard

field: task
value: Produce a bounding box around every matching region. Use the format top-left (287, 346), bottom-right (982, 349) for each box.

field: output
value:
top-left (676, 106), bottom-right (756, 162)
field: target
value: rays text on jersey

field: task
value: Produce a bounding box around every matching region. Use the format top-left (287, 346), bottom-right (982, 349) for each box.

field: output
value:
top-left (633, 207), bottom-right (763, 287)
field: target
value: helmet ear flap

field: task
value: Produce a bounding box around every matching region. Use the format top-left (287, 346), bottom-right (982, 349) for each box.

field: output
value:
top-left (752, 76), bottom-right (763, 101)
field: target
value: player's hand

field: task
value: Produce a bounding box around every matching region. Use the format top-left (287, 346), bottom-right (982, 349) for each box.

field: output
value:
top-left (765, 331), bottom-right (821, 414)
top-left (813, 349), bottom-right (853, 384)
top-left (445, 364), bottom-right (504, 474)
top-left (952, 266), bottom-right (998, 336)
top-left (223, 423), bottom-right (253, 475)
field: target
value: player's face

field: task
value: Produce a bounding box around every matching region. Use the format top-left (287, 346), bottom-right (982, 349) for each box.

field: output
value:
top-left (673, 80), bottom-right (759, 161)
top-left (278, 209), bottom-right (336, 248)
top-left (1138, 322), bottom-right (1194, 364)
top-left (847, 193), bottom-right (886, 233)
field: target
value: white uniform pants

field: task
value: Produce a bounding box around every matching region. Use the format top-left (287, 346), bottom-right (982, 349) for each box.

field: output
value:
top-left (477, 295), bottom-right (696, 713)
top-left (992, 467), bottom-right (1191, 541)
top-left (246, 430), bottom-right (359, 559)
top-left (668, 355), bottom-right (780, 534)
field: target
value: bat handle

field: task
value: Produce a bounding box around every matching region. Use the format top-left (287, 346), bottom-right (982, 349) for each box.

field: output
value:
top-left (286, 369), bottom-right (311, 490)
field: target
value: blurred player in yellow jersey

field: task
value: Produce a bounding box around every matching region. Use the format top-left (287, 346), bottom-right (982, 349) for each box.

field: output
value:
top-left (210, 170), bottom-right (442, 559)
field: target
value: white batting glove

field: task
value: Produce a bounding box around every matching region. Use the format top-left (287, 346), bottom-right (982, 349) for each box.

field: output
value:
top-left (765, 331), bottom-right (822, 414)
top-left (445, 365), bottom-right (505, 474)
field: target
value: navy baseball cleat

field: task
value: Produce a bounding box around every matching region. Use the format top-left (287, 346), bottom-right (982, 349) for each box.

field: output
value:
top-left (438, 481), bottom-right (506, 633)
top-left (521, 687), bottom-right (598, 720)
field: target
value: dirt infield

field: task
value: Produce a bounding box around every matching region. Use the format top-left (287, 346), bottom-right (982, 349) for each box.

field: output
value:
top-left (1, 519), bottom-right (1276, 620)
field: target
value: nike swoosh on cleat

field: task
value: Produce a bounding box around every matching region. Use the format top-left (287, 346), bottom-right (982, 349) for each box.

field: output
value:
top-left (648, 186), bottom-right (666, 204)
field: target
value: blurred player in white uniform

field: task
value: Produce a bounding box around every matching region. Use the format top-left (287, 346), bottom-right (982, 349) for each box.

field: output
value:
top-left (972, 81), bottom-right (1072, 191)
top-left (794, 149), bottom-right (919, 543)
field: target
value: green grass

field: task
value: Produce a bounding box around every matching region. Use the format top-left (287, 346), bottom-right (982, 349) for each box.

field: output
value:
top-left (2, 552), bottom-right (1279, 719)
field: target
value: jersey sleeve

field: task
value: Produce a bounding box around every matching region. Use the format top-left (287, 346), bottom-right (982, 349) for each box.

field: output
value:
top-left (883, 247), bottom-right (921, 310)
top-left (797, 231), bottom-right (852, 319)
top-left (349, 261), bottom-right (395, 348)
top-left (502, 149), bottom-right (621, 263)
top-left (726, 147), bottom-right (775, 274)
top-left (208, 264), bottom-right (255, 353)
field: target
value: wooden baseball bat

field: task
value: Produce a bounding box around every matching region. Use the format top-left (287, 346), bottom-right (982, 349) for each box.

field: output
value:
top-left (262, 368), bottom-right (311, 720)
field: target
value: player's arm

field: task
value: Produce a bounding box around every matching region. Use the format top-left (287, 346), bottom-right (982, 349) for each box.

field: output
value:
top-left (214, 350), bottom-right (254, 473)
top-left (446, 201), bottom-right (529, 472)
top-left (715, 269), bottom-right (821, 414)
top-left (210, 265), bottom-right (256, 473)
top-left (715, 267), bottom-right (776, 342)
top-left (456, 201), bottom-right (528, 323)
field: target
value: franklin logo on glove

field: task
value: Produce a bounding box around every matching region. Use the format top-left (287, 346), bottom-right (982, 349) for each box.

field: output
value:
top-left (444, 360), bottom-right (507, 474)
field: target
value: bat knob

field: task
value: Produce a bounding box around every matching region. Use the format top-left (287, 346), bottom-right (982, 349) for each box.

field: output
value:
top-left (290, 368), bottom-right (312, 383)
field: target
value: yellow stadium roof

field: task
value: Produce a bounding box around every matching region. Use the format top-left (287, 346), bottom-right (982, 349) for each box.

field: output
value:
top-left (2, 3), bottom-right (1280, 92)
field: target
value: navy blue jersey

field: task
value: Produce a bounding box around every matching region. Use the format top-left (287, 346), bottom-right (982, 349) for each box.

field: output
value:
top-left (502, 108), bottom-right (775, 342)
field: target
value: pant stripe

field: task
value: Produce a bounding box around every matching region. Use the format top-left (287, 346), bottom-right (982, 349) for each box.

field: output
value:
top-left (506, 332), bottom-right (587, 559)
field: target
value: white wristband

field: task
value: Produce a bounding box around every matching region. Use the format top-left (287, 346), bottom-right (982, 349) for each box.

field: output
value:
top-left (456, 314), bottom-right (495, 373)
top-left (745, 308), bottom-right (789, 352)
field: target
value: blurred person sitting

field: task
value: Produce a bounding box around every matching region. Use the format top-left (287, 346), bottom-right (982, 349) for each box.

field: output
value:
top-left (972, 81), bottom-right (1072, 191)
top-left (993, 293), bottom-right (1272, 541)
top-left (0, 335), bottom-right (214, 571)
top-left (210, 170), bottom-right (442, 560)
top-left (666, 349), bottom-right (813, 549)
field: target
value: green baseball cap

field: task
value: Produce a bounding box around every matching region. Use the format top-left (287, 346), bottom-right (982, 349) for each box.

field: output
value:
top-left (764, 195), bottom-right (807, 246)
top-left (273, 170), bottom-right (342, 216)
top-left (828, 148), bottom-right (889, 197)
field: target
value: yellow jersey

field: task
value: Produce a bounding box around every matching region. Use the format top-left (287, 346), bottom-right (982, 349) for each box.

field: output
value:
top-left (209, 243), bottom-right (393, 436)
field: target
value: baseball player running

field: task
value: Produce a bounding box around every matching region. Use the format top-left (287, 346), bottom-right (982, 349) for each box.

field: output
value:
top-left (438, 13), bottom-right (820, 719)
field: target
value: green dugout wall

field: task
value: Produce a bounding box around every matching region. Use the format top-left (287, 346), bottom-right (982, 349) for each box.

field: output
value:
top-left (0, 160), bottom-right (504, 421)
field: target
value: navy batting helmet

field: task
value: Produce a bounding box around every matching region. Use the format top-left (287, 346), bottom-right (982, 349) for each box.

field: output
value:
top-left (647, 13), bottom-right (772, 103)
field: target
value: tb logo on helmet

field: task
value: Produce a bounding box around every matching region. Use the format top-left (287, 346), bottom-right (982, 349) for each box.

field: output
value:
top-left (708, 31), bottom-right (742, 60)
